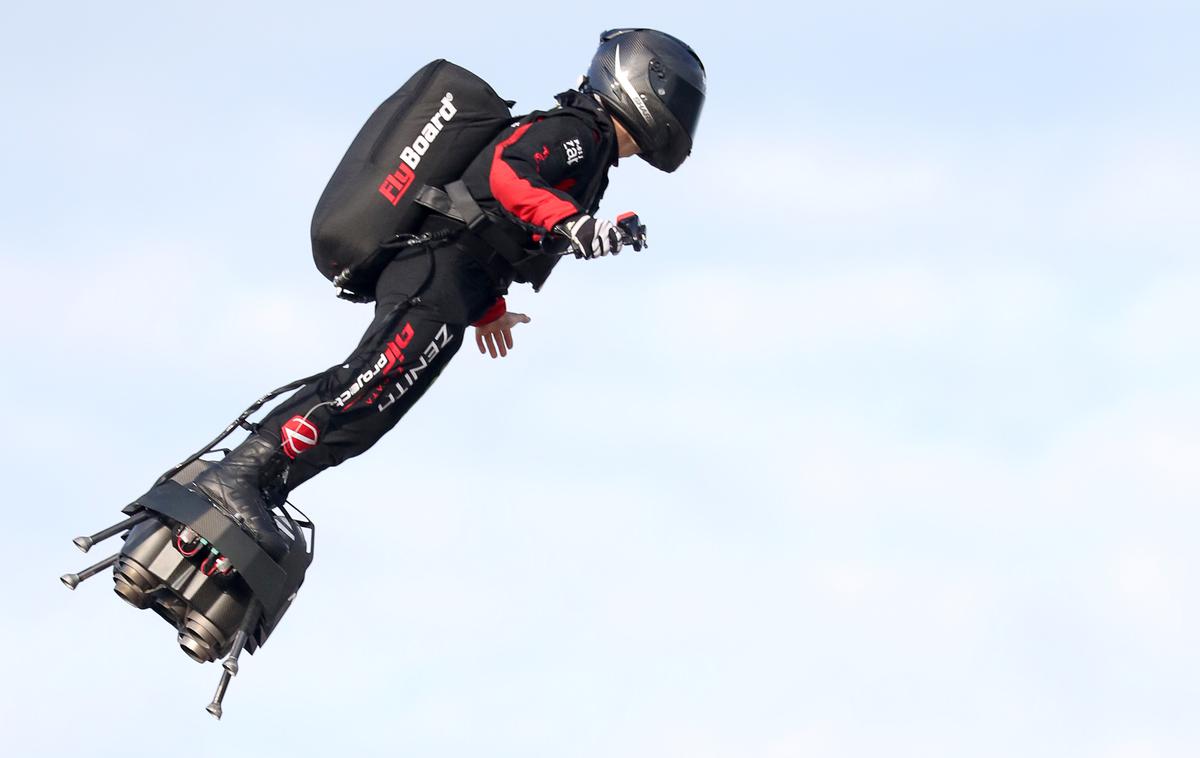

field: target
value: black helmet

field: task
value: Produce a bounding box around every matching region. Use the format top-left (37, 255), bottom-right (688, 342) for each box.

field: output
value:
top-left (583, 28), bottom-right (706, 173)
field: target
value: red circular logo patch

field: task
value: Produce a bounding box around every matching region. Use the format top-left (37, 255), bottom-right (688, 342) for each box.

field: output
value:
top-left (281, 415), bottom-right (319, 459)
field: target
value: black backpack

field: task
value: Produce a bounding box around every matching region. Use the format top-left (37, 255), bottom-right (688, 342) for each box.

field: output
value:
top-left (310, 60), bottom-right (514, 298)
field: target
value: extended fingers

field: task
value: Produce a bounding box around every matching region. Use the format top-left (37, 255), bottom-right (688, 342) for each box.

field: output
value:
top-left (478, 315), bottom-right (529, 359)
top-left (478, 328), bottom-right (499, 358)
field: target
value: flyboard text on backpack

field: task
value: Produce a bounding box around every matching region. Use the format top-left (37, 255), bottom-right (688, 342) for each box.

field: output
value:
top-left (311, 60), bottom-right (514, 299)
top-left (378, 92), bottom-right (458, 206)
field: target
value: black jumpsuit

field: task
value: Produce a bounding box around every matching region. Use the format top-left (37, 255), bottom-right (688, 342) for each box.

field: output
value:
top-left (257, 90), bottom-right (619, 495)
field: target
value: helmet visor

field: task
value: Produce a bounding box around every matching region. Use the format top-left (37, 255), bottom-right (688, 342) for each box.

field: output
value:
top-left (663, 73), bottom-right (705, 144)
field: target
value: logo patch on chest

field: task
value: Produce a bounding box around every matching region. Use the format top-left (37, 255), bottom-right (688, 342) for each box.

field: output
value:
top-left (563, 138), bottom-right (584, 165)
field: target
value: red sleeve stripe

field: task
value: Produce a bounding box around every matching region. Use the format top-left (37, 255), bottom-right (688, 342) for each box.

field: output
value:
top-left (472, 296), bottom-right (507, 326)
top-left (489, 122), bottom-right (581, 231)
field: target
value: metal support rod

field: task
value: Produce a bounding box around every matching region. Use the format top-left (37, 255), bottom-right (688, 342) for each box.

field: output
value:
top-left (73, 512), bottom-right (151, 553)
top-left (223, 601), bottom-right (260, 676)
top-left (60, 553), bottom-right (120, 590)
top-left (154, 372), bottom-right (326, 488)
top-left (206, 668), bottom-right (233, 720)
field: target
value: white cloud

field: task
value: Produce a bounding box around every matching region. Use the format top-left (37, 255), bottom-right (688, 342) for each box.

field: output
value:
top-left (1067, 135), bottom-right (1200, 241)
top-left (673, 126), bottom-right (1200, 270)
top-left (684, 132), bottom-right (956, 224)
top-left (641, 262), bottom-right (1066, 355)
top-left (1104, 272), bottom-right (1200, 368)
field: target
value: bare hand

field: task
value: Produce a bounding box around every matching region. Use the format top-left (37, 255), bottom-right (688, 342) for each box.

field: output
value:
top-left (474, 311), bottom-right (531, 358)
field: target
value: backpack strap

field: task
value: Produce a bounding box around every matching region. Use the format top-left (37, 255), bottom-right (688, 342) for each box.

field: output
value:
top-left (414, 184), bottom-right (468, 224)
top-left (415, 180), bottom-right (532, 282)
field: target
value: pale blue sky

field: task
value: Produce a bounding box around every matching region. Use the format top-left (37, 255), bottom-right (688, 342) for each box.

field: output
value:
top-left (4, 2), bottom-right (1199, 756)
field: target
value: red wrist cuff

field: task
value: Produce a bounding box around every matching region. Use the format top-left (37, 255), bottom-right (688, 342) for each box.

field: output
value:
top-left (472, 297), bottom-right (507, 326)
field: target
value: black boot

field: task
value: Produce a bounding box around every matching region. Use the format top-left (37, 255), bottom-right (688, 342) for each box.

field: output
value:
top-left (188, 434), bottom-right (292, 561)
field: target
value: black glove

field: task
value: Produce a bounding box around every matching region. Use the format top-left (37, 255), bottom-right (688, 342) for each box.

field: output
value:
top-left (555, 214), bottom-right (624, 259)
